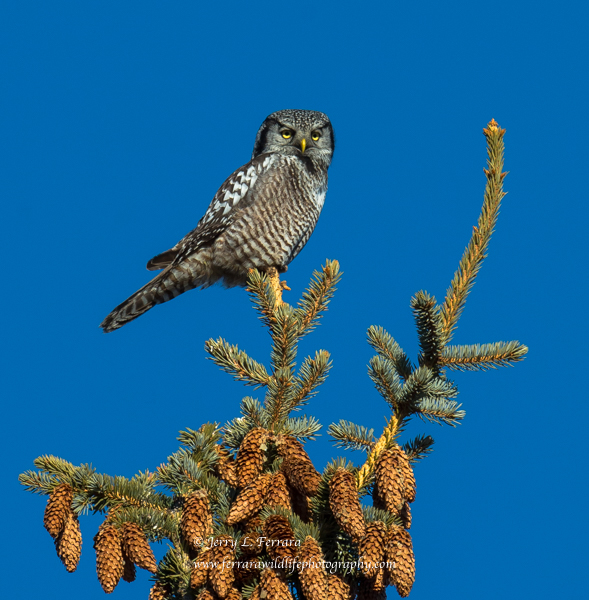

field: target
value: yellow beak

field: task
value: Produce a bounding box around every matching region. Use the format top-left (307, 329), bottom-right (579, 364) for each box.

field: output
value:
top-left (300, 138), bottom-right (306, 154)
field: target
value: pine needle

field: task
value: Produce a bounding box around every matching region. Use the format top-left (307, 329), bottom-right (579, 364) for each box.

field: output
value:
top-left (440, 120), bottom-right (507, 344)
top-left (204, 338), bottom-right (270, 387)
top-left (440, 340), bottom-right (528, 370)
top-left (295, 259), bottom-right (341, 337)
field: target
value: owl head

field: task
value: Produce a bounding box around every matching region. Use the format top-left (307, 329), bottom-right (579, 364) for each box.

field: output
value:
top-left (252, 109), bottom-right (334, 165)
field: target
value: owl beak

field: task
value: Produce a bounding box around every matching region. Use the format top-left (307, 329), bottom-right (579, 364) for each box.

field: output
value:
top-left (300, 138), bottom-right (307, 154)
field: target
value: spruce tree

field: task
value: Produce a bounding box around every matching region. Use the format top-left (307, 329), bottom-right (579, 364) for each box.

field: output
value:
top-left (20, 119), bottom-right (526, 599)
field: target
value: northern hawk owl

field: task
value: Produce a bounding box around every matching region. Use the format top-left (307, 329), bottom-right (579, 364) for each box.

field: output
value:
top-left (100, 109), bottom-right (334, 332)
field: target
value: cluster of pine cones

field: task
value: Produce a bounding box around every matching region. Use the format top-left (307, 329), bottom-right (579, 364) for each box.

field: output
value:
top-left (43, 483), bottom-right (81, 573)
top-left (41, 429), bottom-right (416, 599)
top-left (178, 427), bottom-right (416, 600)
top-left (43, 483), bottom-right (157, 593)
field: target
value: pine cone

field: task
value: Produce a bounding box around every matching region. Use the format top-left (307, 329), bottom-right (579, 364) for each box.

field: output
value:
top-left (122, 549), bottom-right (136, 583)
top-left (290, 485), bottom-right (312, 522)
top-left (44, 483), bottom-right (74, 539)
top-left (297, 536), bottom-right (327, 599)
top-left (263, 515), bottom-right (298, 562)
top-left (329, 468), bottom-right (366, 541)
top-left (216, 446), bottom-right (239, 488)
top-left (357, 578), bottom-right (387, 600)
top-left (395, 446), bottom-right (416, 503)
top-left (226, 588), bottom-right (242, 600)
top-left (400, 501), bottom-right (412, 530)
top-left (233, 556), bottom-right (261, 586)
top-left (239, 516), bottom-right (264, 556)
top-left (265, 471), bottom-right (292, 510)
top-left (374, 449), bottom-right (405, 514)
top-left (252, 569), bottom-right (293, 600)
top-left (238, 533), bottom-right (263, 556)
top-left (371, 483), bottom-right (386, 512)
top-left (149, 581), bottom-right (171, 600)
top-left (244, 515), bottom-right (263, 533)
top-left (55, 509), bottom-right (82, 573)
top-left (196, 590), bottom-right (217, 600)
top-left (181, 490), bottom-right (214, 551)
top-left (236, 427), bottom-right (267, 488)
top-left (358, 521), bottom-right (386, 578)
top-left (327, 573), bottom-right (355, 600)
top-left (278, 436), bottom-right (321, 496)
top-left (94, 523), bottom-right (124, 594)
top-left (387, 527), bottom-right (415, 598)
top-left (371, 564), bottom-right (389, 592)
top-left (227, 473), bottom-right (271, 525)
top-left (120, 522), bottom-right (157, 573)
top-left (191, 549), bottom-right (212, 588)
top-left (210, 534), bottom-right (235, 599)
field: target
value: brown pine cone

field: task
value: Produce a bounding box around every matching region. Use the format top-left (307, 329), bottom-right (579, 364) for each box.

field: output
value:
top-left (400, 501), bottom-right (412, 530)
top-left (387, 527), bottom-right (415, 598)
top-left (216, 446), bottom-right (239, 488)
top-left (290, 485), bottom-right (312, 522)
top-left (209, 535), bottom-right (235, 599)
top-left (374, 449), bottom-right (405, 514)
top-left (239, 516), bottom-right (264, 556)
top-left (226, 473), bottom-right (271, 525)
top-left (191, 548), bottom-right (212, 588)
top-left (149, 581), bottom-right (171, 600)
top-left (121, 549), bottom-right (136, 583)
top-left (233, 556), bottom-right (261, 586)
top-left (44, 483), bottom-right (74, 539)
top-left (329, 468), bottom-right (366, 542)
top-left (120, 522), bottom-right (157, 573)
top-left (55, 509), bottom-right (82, 573)
top-left (327, 573), bottom-right (355, 600)
top-left (236, 427), bottom-right (267, 488)
top-left (278, 436), bottom-right (321, 497)
top-left (252, 569), bottom-right (293, 600)
top-left (243, 515), bottom-right (263, 533)
top-left (265, 471), bottom-right (292, 510)
top-left (226, 588), bottom-right (242, 600)
top-left (371, 564), bottom-right (389, 592)
top-left (238, 533), bottom-right (263, 556)
top-left (196, 590), bottom-right (217, 600)
top-left (94, 523), bottom-right (124, 594)
top-left (395, 446), bottom-right (416, 503)
top-left (358, 521), bottom-right (386, 578)
top-left (263, 515), bottom-right (298, 562)
top-left (371, 483), bottom-right (387, 512)
top-left (181, 490), bottom-right (214, 551)
top-left (297, 536), bottom-right (327, 599)
top-left (357, 577), bottom-right (387, 600)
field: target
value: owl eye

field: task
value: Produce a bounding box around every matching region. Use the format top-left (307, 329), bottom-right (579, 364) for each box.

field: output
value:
top-left (311, 131), bottom-right (321, 141)
top-left (281, 130), bottom-right (293, 139)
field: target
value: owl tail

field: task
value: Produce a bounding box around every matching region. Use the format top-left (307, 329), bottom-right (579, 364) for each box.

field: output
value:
top-left (100, 261), bottom-right (205, 333)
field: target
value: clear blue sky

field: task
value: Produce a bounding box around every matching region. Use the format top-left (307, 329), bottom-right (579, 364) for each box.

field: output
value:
top-left (3, 2), bottom-right (587, 599)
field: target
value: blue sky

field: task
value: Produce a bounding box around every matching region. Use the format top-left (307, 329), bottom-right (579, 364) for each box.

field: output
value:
top-left (3, 1), bottom-right (588, 598)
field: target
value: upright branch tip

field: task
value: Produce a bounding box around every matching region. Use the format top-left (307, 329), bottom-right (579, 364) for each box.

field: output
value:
top-left (483, 118), bottom-right (506, 137)
top-left (265, 267), bottom-right (290, 306)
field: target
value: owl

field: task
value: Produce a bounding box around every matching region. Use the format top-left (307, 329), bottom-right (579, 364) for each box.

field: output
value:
top-left (100, 109), bottom-right (335, 332)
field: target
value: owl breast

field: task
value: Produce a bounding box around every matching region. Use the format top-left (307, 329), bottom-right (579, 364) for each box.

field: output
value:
top-left (210, 154), bottom-right (327, 286)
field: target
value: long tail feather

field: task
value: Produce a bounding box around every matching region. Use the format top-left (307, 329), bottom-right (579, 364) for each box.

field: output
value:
top-left (100, 260), bottom-right (207, 332)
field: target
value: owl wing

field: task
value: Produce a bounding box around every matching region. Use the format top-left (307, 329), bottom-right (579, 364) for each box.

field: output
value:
top-left (146, 153), bottom-right (277, 270)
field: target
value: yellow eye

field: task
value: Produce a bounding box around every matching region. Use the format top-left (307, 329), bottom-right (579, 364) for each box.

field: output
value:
top-left (312, 131), bottom-right (321, 141)
top-left (282, 130), bottom-right (292, 139)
